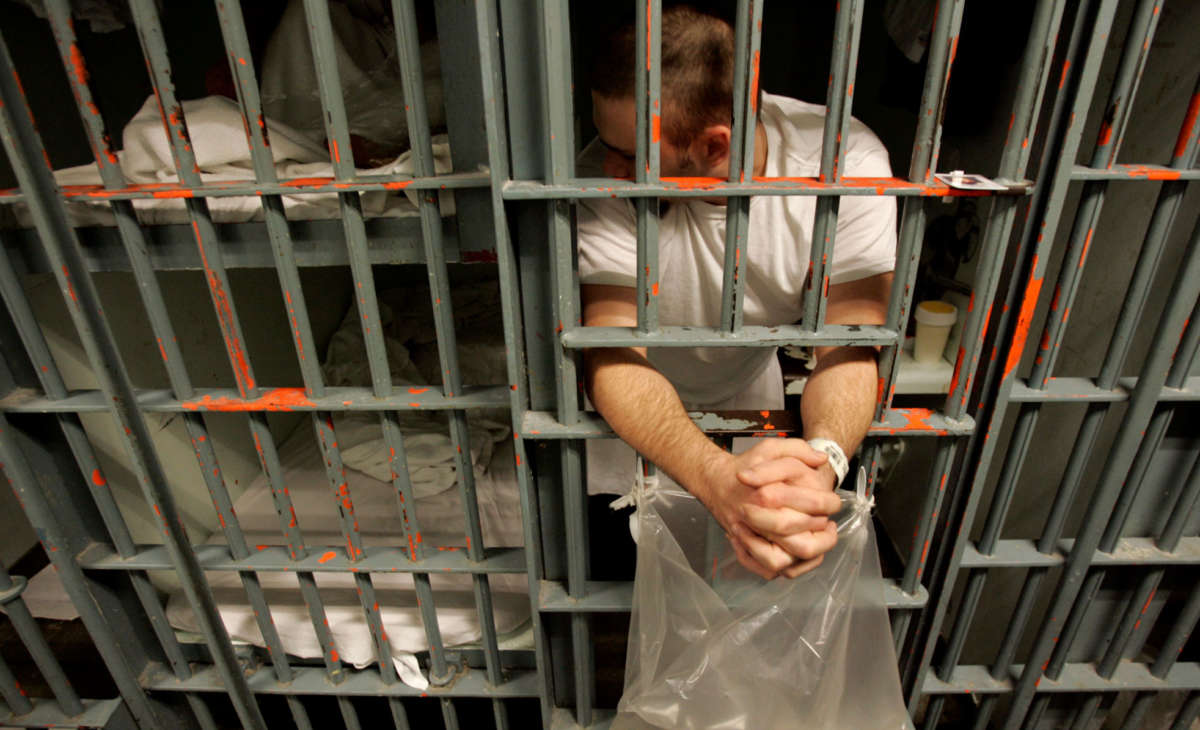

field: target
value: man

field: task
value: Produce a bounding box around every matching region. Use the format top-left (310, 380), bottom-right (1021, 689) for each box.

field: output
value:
top-left (579, 7), bottom-right (897, 580)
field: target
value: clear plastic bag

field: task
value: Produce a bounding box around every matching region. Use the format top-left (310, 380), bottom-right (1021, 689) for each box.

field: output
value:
top-left (614, 469), bottom-right (912, 730)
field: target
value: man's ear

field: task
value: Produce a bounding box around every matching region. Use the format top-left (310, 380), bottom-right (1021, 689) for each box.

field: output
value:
top-left (695, 124), bottom-right (732, 172)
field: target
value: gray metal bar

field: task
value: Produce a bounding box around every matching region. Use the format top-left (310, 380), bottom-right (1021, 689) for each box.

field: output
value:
top-left (144, 661), bottom-right (542, 696)
top-left (801, 0), bottom-right (863, 333)
top-left (0, 24), bottom-right (266, 730)
top-left (564, 323), bottom-right (897, 348)
top-left (1120, 693), bottom-right (1155, 730)
top-left (477, 0), bottom-right (558, 720)
top-left (0, 414), bottom-right (180, 729)
top-left (635, 0), bottom-right (662, 334)
top-left (1170, 692), bottom-right (1200, 730)
top-left (502, 177), bottom-right (1018, 199)
top-left (0, 646), bottom-right (32, 717)
top-left (719, 0), bottom-right (763, 332)
top-left (0, 566), bottom-right (83, 716)
top-left (909, 0), bottom-right (1118, 715)
top-left (392, 0), bottom-right (501, 689)
top-left (1003, 206), bottom-right (1200, 730)
top-left (299, 0), bottom-right (394, 398)
top-left (311, 415), bottom-right (400, 685)
top-left (1152, 582), bottom-right (1200, 679)
top-left (878, 0), bottom-right (966, 416)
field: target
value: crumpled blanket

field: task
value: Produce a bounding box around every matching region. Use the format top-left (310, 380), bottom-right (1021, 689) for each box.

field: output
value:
top-left (322, 284), bottom-right (510, 498)
top-left (26, 94), bottom-right (453, 226)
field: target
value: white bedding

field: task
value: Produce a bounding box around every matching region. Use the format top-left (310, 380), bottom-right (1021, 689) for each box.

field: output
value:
top-left (6, 94), bottom-right (453, 227)
top-left (164, 420), bottom-right (529, 683)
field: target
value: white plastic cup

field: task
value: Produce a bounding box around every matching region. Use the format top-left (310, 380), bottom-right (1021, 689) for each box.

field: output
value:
top-left (913, 301), bottom-right (957, 364)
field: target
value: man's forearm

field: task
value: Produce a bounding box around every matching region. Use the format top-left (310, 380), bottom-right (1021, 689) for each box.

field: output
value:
top-left (584, 347), bottom-right (729, 501)
top-left (800, 345), bottom-right (879, 485)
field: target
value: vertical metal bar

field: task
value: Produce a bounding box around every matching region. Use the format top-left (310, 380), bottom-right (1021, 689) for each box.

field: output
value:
top-left (1151, 581), bottom-right (1200, 678)
top-left (719, 0), bottom-right (763, 333)
top-left (907, 0), bottom-right (1116, 715)
top-left (1169, 693), bottom-right (1200, 730)
top-left (391, 0), bottom-right (502, 689)
top-left (635, 0), bottom-right (662, 334)
top-left (800, 0), bottom-right (863, 333)
top-left (73, 0), bottom-right (307, 700)
top-left (1006, 9), bottom-right (1173, 719)
top-left (0, 649), bottom-right (32, 716)
top-left (535, 0), bottom-right (589, 720)
top-left (0, 566), bottom-right (83, 716)
top-left (877, 0), bottom-right (965, 417)
top-left (0, 26), bottom-right (267, 730)
top-left (311, 415), bottom-right (400, 687)
top-left (1003, 217), bottom-right (1200, 730)
top-left (0, 414), bottom-right (180, 730)
top-left (203, 3), bottom-right (375, 691)
top-left (483, 0), bottom-right (556, 721)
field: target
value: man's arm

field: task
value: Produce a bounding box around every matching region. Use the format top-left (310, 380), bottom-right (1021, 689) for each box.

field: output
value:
top-left (583, 284), bottom-right (842, 579)
top-left (739, 272), bottom-right (891, 488)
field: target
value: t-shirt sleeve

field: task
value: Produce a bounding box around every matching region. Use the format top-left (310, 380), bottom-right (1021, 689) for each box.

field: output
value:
top-left (829, 122), bottom-right (898, 285)
top-left (577, 196), bottom-right (639, 288)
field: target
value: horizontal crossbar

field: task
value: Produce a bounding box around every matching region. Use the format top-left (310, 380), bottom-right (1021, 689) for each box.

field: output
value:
top-left (959, 537), bottom-right (1200, 568)
top-left (78, 544), bottom-right (527, 574)
top-left (537, 578), bottom-right (928, 612)
top-left (560, 324), bottom-right (897, 349)
top-left (503, 177), bottom-right (1030, 200)
top-left (923, 661), bottom-right (1200, 695)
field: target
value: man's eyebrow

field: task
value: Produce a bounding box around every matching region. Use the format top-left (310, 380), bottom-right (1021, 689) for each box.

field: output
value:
top-left (598, 138), bottom-right (636, 160)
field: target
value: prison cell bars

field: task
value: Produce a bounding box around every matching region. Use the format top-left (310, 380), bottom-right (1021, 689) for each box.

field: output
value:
top-left (880, 0), bottom-right (964, 656)
top-left (500, 0), bottom-right (1031, 726)
top-left (0, 13), bottom-right (271, 730)
top-left (909, 1), bottom-right (1200, 727)
top-left (3, 1), bottom-right (543, 728)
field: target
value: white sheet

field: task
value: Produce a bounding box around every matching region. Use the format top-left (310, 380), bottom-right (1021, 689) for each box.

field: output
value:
top-left (12, 95), bottom-right (453, 226)
top-left (163, 422), bottom-right (529, 682)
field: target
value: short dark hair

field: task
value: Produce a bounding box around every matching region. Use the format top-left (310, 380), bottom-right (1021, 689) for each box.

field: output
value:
top-left (588, 6), bottom-right (738, 146)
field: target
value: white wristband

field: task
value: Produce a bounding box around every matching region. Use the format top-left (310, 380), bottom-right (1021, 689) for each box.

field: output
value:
top-left (806, 438), bottom-right (849, 488)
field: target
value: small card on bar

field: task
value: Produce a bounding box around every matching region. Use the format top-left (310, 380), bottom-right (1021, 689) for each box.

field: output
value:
top-left (934, 170), bottom-right (1007, 190)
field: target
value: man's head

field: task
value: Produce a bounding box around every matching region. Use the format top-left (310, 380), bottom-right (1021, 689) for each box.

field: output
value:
top-left (589, 6), bottom-right (744, 179)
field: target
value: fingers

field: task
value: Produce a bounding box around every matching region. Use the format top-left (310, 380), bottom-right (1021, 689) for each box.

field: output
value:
top-left (740, 438), bottom-right (829, 472)
top-left (749, 483), bottom-right (843, 516)
top-left (742, 503), bottom-right (830, 536)
top-left (770, 521), bottom-right (838, 562)
top-left (730, 523), bottom-right (794, 575)
top-left (782, 554), bottom-right (825, 579)
top-left (737, 455), bottom-right (820, 488)
top-left (728, 531), bottom-right (779, 581)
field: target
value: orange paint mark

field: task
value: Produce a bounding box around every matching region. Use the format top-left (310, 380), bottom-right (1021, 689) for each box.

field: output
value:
top-left (330, 138), bottom-right (340, 163)
top-left (1004, 255), bottom-right (1044, 379)
top-left (651, 282), bottom-right (659, 296)
top-left (383, 180), bottom-right (412, 190)
top-left (408, 402), bottom-right (421, 408)
top-left (750, 51), bottom-right (761, 113)
top-left (1097, 121), bottom-right (1113, 147)
top-left (68, 44), bottom-right (89, 86)
top-left (330, 650), bottom-right (339, 662)
top-left (1080, 228), bottom-right (1093, 268)
top-left (157, 337), bottom-right (169, 363)
top-left (886, 408), bottom-right (946, 434)
top-left (1173, 91), bottom-right (1200, 160)
top-left (61, 266), bottom-right (78, 303)
top-left (408, 387), bottom-right (429, 394)
top-left (947, 347), bottom-right (965, 397)
top-left (1058, 60), bottom-right (1071, 90)
top-left (181, 387), bottom-right (316, 412)
top-left (651, 113), bottom-right (661, 144)
top-left (91, 469), bottom-right (106, 487)
top-left (1121, 164), bottom-right (1183, 180)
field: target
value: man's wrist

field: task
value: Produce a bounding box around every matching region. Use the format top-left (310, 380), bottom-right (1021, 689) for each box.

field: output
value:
top-left (806, 437), bottom-right (849, 488)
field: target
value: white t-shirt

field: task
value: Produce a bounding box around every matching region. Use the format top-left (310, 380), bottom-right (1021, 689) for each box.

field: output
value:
top-left (578, 92), bottom-right (897, 405)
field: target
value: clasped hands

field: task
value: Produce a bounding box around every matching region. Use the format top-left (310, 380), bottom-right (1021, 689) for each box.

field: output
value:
top-left (696, 438), bottom-right (843, 580)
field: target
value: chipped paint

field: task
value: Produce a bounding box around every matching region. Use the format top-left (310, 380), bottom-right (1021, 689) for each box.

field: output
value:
top-left (1005, 255), bottom-right (1044, 380)
top-left (1174, 91), bottom-right (1200, 161)
top-left (181, 387), bottom-right (316, 412)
